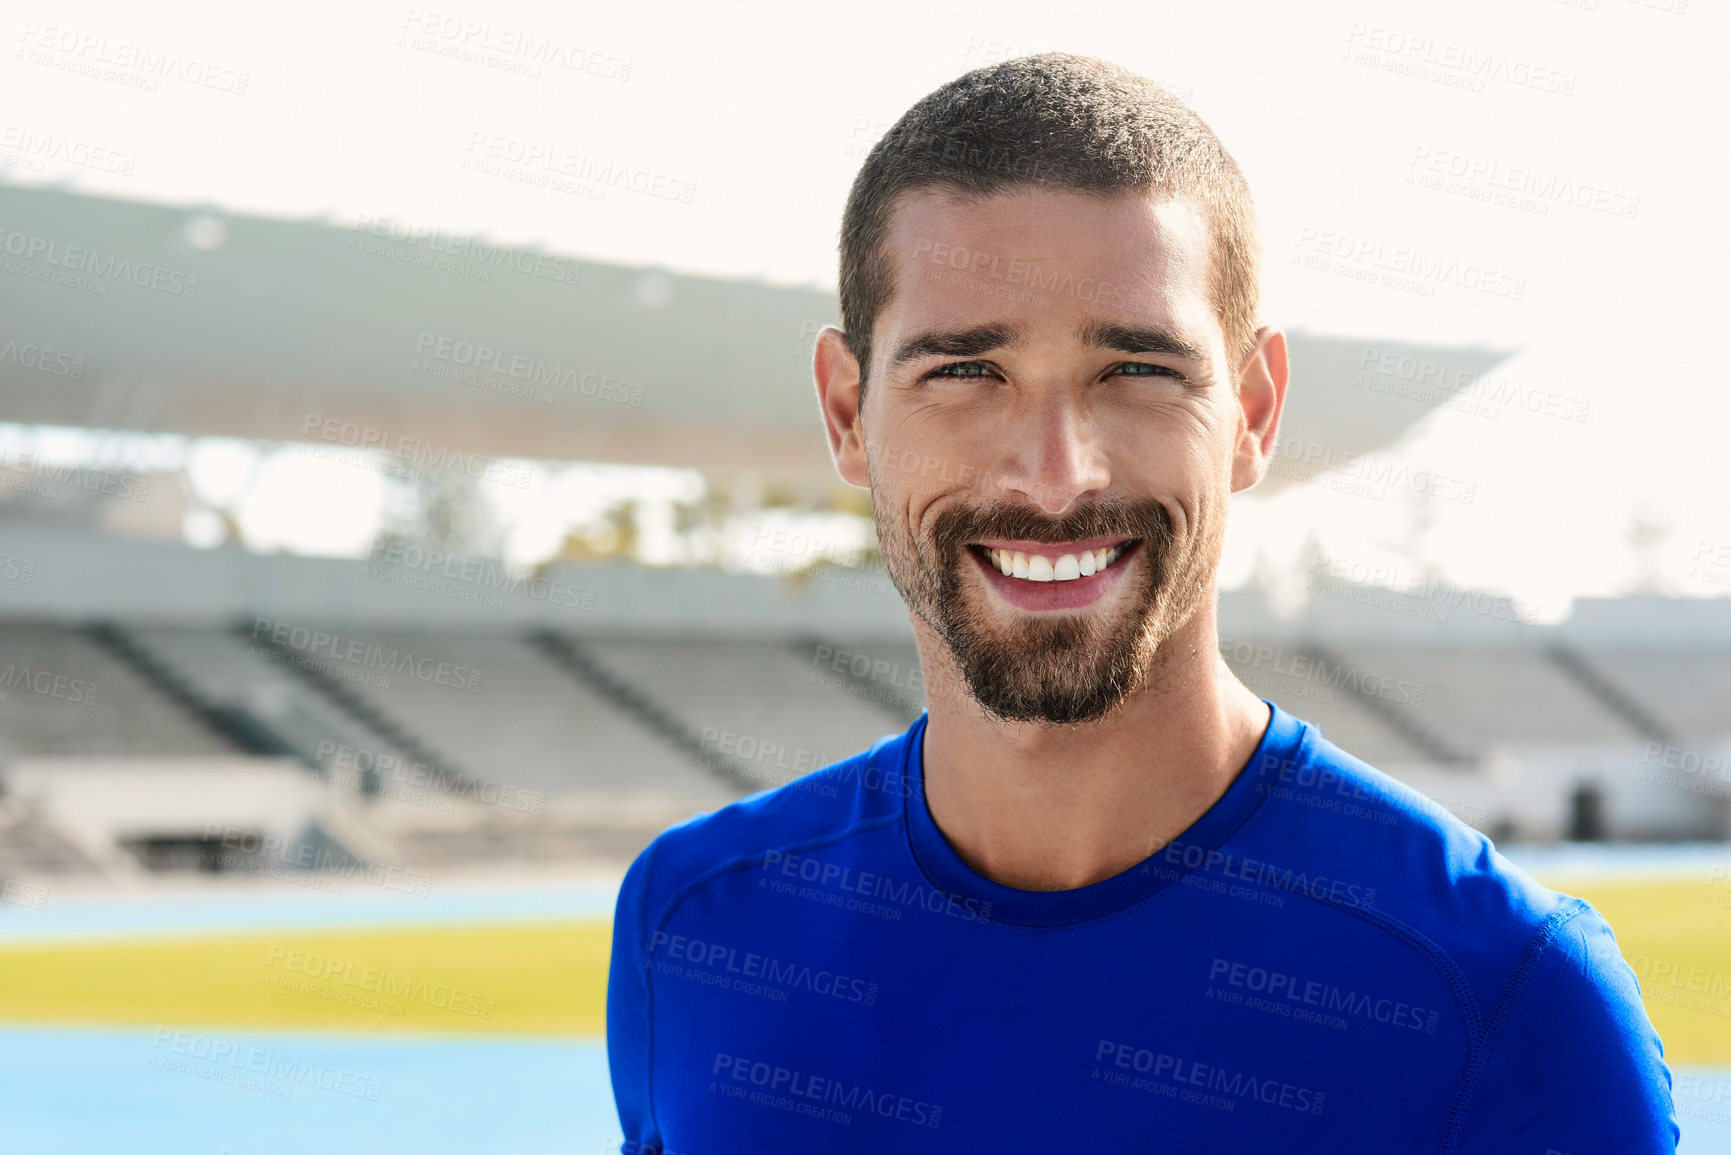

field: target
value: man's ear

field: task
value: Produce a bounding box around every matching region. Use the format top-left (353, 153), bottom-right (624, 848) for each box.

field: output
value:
top-left (814, 325), bottom-right (870, 489)
top-left (1230, 326), bottom-right (1290, 494)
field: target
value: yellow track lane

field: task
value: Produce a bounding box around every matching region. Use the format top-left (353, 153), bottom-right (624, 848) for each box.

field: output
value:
top-left (1544, 877), bottom-right (1731, 1065)
top-left (1, 879), bottom-right (1724, 1063)
top-left (0, 919), bottom-right (612, 1037)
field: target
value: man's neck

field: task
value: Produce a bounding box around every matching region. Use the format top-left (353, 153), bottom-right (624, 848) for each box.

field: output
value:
top-left (915, 604), bottom-right (1271, 892)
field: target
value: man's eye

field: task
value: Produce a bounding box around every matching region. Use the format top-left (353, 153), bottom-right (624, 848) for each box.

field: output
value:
top-left (926, 361), bottom-right (996, 380)
top-left (922, 361), bottom-right (1183, 383)
top-left (1116, 362), bottom-right (1178, 379)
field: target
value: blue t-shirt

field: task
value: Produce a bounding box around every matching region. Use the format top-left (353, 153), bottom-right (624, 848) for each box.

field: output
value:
top-left (607, 700), bottom-right (1677, 1152)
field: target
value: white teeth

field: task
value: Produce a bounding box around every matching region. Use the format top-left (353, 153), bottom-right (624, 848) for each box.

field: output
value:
top-left (984, 543), bottom-right (1129, 583)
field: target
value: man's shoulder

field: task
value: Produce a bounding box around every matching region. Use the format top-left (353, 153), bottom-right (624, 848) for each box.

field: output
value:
top-left (618, 723), bottom-right (915, 927)
top-left (1259, 734), bottom-right (1682, 1148)
top-left (1246, 716), bottom-right (1594, 999)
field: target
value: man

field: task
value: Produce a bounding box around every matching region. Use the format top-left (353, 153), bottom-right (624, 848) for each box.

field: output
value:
top-left (608, 52), bottom-right (1675, 1152)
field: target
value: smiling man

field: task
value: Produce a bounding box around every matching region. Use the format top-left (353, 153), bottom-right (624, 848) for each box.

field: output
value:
top-left (607, 53), bottom-right (1675, 1152)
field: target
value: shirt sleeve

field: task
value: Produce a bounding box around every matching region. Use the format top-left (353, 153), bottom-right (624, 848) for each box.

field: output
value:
top-left (1455, 902), bottom-right (1678, 1154)
top-left (607, 838), bottom-right (665, 1154)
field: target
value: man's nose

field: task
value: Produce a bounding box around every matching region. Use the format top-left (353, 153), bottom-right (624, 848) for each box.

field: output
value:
top-left (994, 391), bottom-right (1111, 516)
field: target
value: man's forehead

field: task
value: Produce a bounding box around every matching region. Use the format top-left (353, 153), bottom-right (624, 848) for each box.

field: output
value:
top-left (882, 184), bottom-right (1210, 271)
top-left (876, 185), bottom-right (1219, 352)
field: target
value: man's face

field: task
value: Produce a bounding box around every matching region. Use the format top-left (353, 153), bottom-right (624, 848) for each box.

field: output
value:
top-left (850, 185), bottom-right (1254, 727)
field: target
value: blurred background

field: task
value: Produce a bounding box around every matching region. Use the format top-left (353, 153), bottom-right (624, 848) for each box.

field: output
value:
top-left (1, 0), bottom-right (1727, 1150)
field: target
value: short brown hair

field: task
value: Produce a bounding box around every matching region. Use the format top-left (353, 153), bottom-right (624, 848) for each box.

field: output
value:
top-left (838, 52), bottom-right (1260, 401)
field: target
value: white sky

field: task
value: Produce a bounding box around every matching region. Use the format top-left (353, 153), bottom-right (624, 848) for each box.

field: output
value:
top-left (4, 0), bottom-right (1728, 617)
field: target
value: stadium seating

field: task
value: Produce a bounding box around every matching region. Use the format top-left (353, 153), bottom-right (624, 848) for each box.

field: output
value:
top-left (0, 622), bottom-right (233, 761)
top-left (1327, 645), bottom-right (1642, 752)
top-left (126, 623), bottom-right (424, 774)
top-left (1216, 643), bottom-right (1438, 767)
top-left (1, 616), bottom-right (1727, 874)
top-left (1570, 646), bottom-right (1731, 742)
top-left (579, 634), bottom-right (909, 789)
top-left (278, 628), bottom-right (739, 803)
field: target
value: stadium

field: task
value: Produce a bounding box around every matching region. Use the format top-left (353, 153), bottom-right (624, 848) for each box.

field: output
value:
top-left (4, 22), bottom-right (1729, 1148)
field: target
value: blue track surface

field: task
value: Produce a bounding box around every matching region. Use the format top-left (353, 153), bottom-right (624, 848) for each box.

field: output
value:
top-left (1, 1028), bottom-right (1723, 1153)
top-left (0, 879), bottom-right (622, 944)
top-left (2, 856), bottom-right (1725, 1151)
top-left (0, 1027), bottom-right (625, 1154)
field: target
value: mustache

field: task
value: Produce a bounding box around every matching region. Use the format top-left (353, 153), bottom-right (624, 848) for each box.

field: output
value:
top-left (929, 497), bottom-right (1175, 555)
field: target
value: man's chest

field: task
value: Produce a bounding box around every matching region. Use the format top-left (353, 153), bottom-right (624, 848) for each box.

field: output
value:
top-left (643, 875), bottom-right (1473, 1153)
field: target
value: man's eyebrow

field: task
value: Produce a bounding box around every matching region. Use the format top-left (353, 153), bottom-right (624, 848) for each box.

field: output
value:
top-left (887, 323), bottom-right (1024, 373)
top-left (1077, 320), bottom-right (1206, 362)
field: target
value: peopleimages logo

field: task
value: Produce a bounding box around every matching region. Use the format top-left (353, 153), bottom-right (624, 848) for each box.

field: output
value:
top-left (0, 228), bottom-right (199, 297)
top-left (461, 133), bottom-right (695, 205)
top-left (0, 124), bottom-right (136, 176)
top-left (16, 23), bottom-right (250, 94)
top-left (148, 1029), bottom-right (380, 1101)
top-left (397, 11), bottom-right (633, 81)
top-left (1207, 957), bottom-right (1440, 1033)
top-left (366, 540), bottom-right (596, 611)
top-left (263, 945), bottom-right (494, 1018)
top-left (1093, 1039), bottom-right (1327, 1115)
top-left (4, 452), bottom-right (148, 501)
top-left (1293, 226), bottom-right (1526, 300)
top-left (249, 617), bottom-right (481, 691)
top-left (759, 850), bottom-right (992, 924)
top-left (413, 331), bottom-right (644, 406)
top-left (206, 825), bottom-right (433, 896)
top-left (1149, 841), bottom-right (1377, 910)
top-left (0, 663), bottom-right (97, 704)
top-left (650, 931), bottom-right (880, 1006)
top-left (301, 414), bottom-right (535, 488)
top-left (911, 235), bottom-right (1136, 309)
top-left (0, 338), bottom-right (84, 377)
top-left (315, 739), bottom-right (545, 814)
top-left (711, 1053), bottom-right (942, 1128)
top-left (1219, 639), bottom-right (1426, 707)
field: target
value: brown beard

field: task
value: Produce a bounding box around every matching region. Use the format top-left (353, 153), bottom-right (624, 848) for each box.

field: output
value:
top-left (871, 481), bottom-right (1223, 726)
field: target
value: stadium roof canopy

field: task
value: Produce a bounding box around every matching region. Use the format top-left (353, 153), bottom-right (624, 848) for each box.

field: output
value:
top-left (0, 184), bottom-right (1507, 487)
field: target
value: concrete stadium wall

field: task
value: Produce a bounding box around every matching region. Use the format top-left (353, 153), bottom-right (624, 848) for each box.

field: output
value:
top-left (3, 527), bottom-right (1730, 647)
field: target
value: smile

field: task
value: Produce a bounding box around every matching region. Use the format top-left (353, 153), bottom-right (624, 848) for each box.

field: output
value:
top-left (981, 543), bottom-right (1128, 583)
top-left (965, 536), bottom-right (1140, 612)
